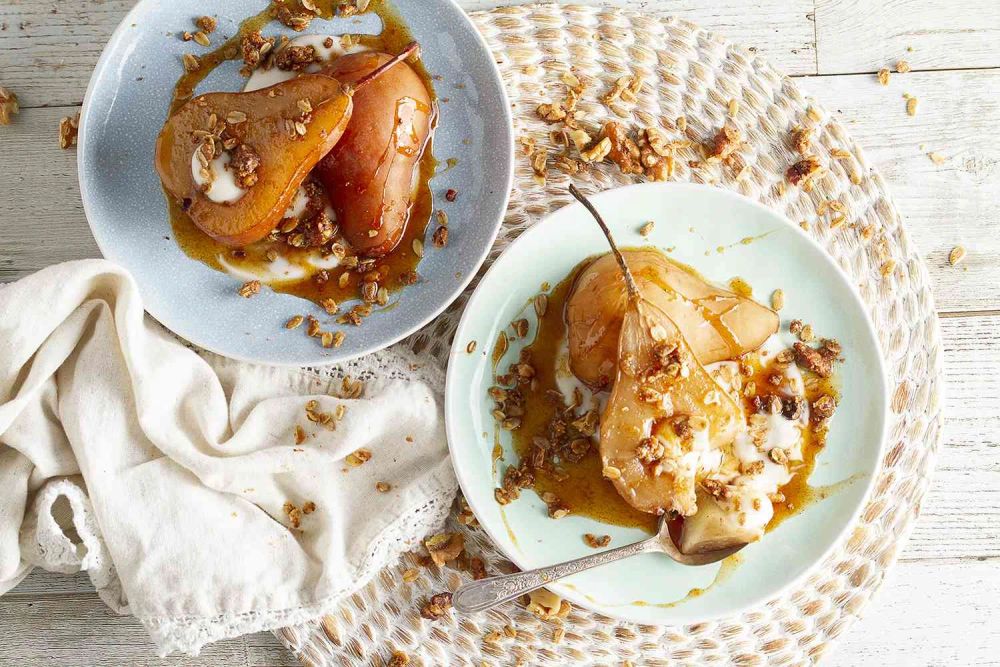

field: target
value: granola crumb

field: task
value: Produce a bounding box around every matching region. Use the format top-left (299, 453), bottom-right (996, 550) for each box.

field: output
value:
top-left (895, 60), bottom-right (911, 74)
top-left (238, 280), bottom-right (261, 298)
top-left (283, 501), bottom-right (303, 528)
top-left (302, 501), bottom-right (316, 514)
top-left (470, 556), bottom-right (487, 580)
top-left (906, 97), bottom-right (918, 116)
top-left (240, 30), bottom-right (274, 71)
top-left (948, 246), bottom-right (966, 266)
top-left (285, 315), bottom-right (304, 329)
top-left (527, 589), bottom-right (565, 619)
top-left (231, 144), bottom-right (261, 188)
top-left (639, 221), bottom-right (655, 237)
top-left (927, 151), bottom-right (947, 165)
top-left (58, 113), bottom-right (80, 149)
top-left (770, 289), bottom-right (785, 311)
top-left (425, 532), bottom-right (465, 566)
top-left (791, 126), bottom-right (812, 156)
top-left (583, 533), bottom-right (611, 548)
top-left (192, 31), bottom-right (210, 47)
top-left (0, 87), bottom-right (19, 125)
top-left (877, 68), bottom-right (890, 86)
top-left (195, 15), bottom-right (217, 33)
top-left (786, 156), bottom-right (823, 188)
top-left (387, 651), bottom-right (410, 667)
top-left (793, 341), bottom-right (832, 378)
top-left (346, 449), bottom-right (372, 467)
top-left (466, 340), bottom-right (477, 353)
top-left (375, 481), bottom-right (392, 493)
top-left (552, 626), bottom-right (566, 644)
top-left (294, 425), bottom-right (307, 445)
top-left (419, 592), bottom-right (453, 620)
top-left (432, 226), bottom-right (449, 248)
top-left (445, 188), bottom-right (458, 202)
top-left (182, 52), bottom-right (201, 73)
top-left (401, 568), bottom-right (420, 583)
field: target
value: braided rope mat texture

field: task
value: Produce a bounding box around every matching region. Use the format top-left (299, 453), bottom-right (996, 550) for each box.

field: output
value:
top-left (276, 5), bottom-right (944, 665)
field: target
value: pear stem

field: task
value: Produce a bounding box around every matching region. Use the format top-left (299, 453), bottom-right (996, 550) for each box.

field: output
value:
top-left (345, 42), bottom-right (421, 94)
top-left (569, 184), bottom-right (641, 303)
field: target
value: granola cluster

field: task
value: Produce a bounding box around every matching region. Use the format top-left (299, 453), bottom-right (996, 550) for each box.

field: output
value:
top-left (0, 87), bottom-right (18, 125)
top-left (490, 346), bottom-right (599, 513)
top-left (58, 113), bottom-right (80, 150)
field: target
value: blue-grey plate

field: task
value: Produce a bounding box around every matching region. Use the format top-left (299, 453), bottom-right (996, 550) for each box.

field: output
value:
top-left (78, 0), bottom-right (513, 365)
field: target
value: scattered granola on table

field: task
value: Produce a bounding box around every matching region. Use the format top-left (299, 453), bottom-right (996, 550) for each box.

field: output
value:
top-left (0, 87), bottom-right (18, 125)
top-left (419, 592), bottom-right (453, 620)
top-left (59, 113), bottom-right (80, 149)
top-left (425, 532), bottom-right (465, 567)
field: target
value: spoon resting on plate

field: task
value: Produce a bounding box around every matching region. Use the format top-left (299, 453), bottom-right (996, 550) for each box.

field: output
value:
top-left (452, 514), bottom-right (745, 614)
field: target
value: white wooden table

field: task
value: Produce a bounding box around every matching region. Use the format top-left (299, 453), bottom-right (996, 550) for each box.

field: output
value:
top-left (1, 1), bottom-right (998, 664)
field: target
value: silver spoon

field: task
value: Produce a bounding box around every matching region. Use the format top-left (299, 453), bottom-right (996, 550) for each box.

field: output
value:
top-left (452, 515), bottom-right (745, 614)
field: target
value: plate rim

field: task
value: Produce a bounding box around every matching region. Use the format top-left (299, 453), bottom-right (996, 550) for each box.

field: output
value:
top-left (76, 0), bottom-right (515, 367)
top-left (445, 180), bottom-right (890, 624)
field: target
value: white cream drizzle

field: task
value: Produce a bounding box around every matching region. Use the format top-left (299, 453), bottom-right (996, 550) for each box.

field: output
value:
top-left (243, 35), bottom-right (371, 92)
top-left (191, 150), bottom-right (247, 204)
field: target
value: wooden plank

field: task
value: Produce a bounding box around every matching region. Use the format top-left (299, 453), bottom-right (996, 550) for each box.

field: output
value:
top-left (0, 1), bottom-right (135, 109)
top-left (0, 0), bottom-right (816, 111)
top-left (0, 106), bottom-right (99, 282)
top-left (829, 559), bottom-right (1000, 666)
top-left (797, 68), bottom-right (1000, 314)
top-left (816, 0), bottom-right (1000, 75)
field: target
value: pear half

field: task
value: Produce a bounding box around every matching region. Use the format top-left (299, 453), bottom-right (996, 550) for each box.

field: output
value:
top-left (599, 299), bottom-right (743, 517)
top-left (155, 75), bottom-right (353, 247)
top-left (567, 249), bottom-right (779, 389)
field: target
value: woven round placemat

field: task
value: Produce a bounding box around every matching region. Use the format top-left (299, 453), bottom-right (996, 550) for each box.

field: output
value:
top-left (276, 4), bottom-right (944, 665)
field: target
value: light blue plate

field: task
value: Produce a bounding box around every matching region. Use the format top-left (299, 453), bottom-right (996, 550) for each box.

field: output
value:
top-left (78, 0), bottom-right (512, 365)
top-left (446, 183), bottom-right (889, 624)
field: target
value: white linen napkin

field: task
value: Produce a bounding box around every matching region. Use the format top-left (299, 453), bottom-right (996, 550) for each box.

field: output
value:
top-left (0, 260), bottom-right (457, 655)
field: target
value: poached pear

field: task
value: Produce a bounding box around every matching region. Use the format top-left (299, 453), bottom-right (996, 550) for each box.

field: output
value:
top-left (568, 185), bottom-right (744, 518)
top-left (566, 249), bottom-right (779, 390)
top-left (155, 74), bottom-right (353, 247)
top-left (315, 51), bottom-right (434, 257)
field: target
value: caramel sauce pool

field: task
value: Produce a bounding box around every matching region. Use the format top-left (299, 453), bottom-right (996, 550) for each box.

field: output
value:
top-left (504, 252), bottom-right (837, 538)
top-left (164, 0), bottom-right (437, 307)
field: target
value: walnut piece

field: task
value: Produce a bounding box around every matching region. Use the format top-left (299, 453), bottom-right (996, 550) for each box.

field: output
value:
top-left (601, 121), bottom-right (643, 175)
top-left (424, 532), bottom-right (465, 567)
top-left (793, 342), bottom-right (832, 378)
top-left (0, 87), bottom-right (19, 125)
top-left (59, 113), bottom-right (80, 149)
top-left (420, 592), bottom-right (453, 620)
top-left (583, 533), bottom-right (611, 548)
top-left (786, 156), bottom-right (823, 188)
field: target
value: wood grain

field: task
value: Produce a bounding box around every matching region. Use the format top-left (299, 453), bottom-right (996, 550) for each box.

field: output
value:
top-left (827, 560), bottom-right (1000, 666)
top-left (0, 591), bottom-right (297, 667)
top-left (797, 68), bottom-right (1000, 313)
top-left (0, 107), bottom-right (98, 282)
top-left (1, 1), bottom-right (998, 665)
top-left (0, 1), bottom-right (135, 109)
top-left (815, 0), bottom-right (1000, 75)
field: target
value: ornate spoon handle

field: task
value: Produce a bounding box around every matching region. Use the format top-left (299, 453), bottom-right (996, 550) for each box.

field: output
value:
top-left (452, 537), bottom-right (660, 614)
